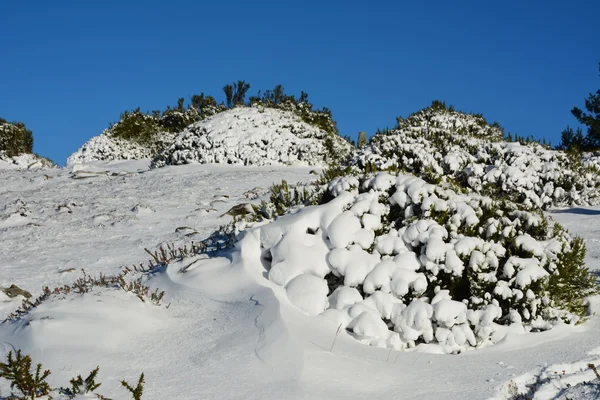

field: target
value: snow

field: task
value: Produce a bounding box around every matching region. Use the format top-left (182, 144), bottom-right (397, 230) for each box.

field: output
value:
top-left (1, 160), bottom-right (600, 399)
top-left (354, 107), bottom-right (600, 209)
top-left (151, 106), bottom-right (353, 168)
top-left (285, 274), bottom-right (329, 316)
top-left (67, 106), bottom-right (353, 168)
top-left (0, 151), bottom-right (54, 170)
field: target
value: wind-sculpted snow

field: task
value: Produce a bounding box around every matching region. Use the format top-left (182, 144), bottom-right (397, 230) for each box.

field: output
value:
top-left (354, 107), bottom-right (600, 209)
top-left (241, 171), bottom-right (594, 353)
top-left (151, 107), bottom-right (353, 168)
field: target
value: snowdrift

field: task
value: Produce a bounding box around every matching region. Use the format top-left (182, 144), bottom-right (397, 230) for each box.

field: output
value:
top-left (151, 107), bottom-right (353, 168)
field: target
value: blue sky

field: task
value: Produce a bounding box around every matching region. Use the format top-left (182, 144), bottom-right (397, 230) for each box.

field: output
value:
top-left (1, 0), bottom-right (599, 164)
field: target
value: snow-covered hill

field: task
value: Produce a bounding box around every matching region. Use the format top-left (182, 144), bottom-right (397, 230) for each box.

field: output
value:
top-left (151, 106), bottom-right (354, 168)
top-left (0, 160), bottom-right (599, 399)
top-left (68, 106), bottom-right (354, 168)
top-left (354, 105), bottom-right (600, 209)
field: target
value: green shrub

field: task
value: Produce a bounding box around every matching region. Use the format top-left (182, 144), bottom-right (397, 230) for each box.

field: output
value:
top-left (0, 350), bottom-right (146, 399)
top-left (0, 119), bottom-right (34, 157)
top-left (0, 350), bottom-right (51, 399)
top-left (110, 108), bottom-right (160, 145)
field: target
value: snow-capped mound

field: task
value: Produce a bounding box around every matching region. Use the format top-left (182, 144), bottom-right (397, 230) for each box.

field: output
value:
top-left (67, 133), bottom-right (155, 165)
top-left (151, 106), bottom-right (354, 168)
top-left (0, 151), bottom-right (54, 170)
top-left (238, 171), bottom-right (595, 353)
top-left (354, 104), bottom-right (600, 209)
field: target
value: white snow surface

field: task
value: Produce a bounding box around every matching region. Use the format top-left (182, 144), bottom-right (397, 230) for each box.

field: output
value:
top-left (0, 161), bottom-right (599, 399)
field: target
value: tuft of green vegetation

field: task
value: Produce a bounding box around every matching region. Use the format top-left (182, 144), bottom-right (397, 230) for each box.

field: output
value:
top-left (121, 373), bottom-right (145, 400)
top-left (0, 350), bottom-right (51, 399)
top-left (0, 118), bottom-right (34, 157)
top-left (0, 350), bottom-right (146, 399)
top-left (110, 108), bottom-right (160, 145)
top-left (558, 61), bottom-right (600, 151)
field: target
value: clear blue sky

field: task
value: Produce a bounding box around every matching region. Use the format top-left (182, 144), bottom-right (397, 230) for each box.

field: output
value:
top-left (1, 0), bottom-right (599, 164)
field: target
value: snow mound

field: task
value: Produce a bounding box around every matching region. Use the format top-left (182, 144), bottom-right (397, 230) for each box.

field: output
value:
top-left (354, 105), bottom-right (600, 209)
top-left (151, 106), bottom-right (353, 168)
top-left (0, 151), bottom-right (54, 170)
top-left (67, 131), bottom-right (177, 165)
top-left (236, 171), bottom-right (593, 353)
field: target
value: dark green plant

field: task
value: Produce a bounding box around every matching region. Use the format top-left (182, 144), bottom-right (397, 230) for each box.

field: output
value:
top-left (110, 109), bottom-right (159, 145)
top-left (121, 373), bottom-right (145, 400)
top-left (558, 62), bottom-right (600, 150)
top-left (0, 119), bottom-right (34, 157)
top-left (223, 80), bottom-right (251, 108)
top-left (0, 350), bottom-right (51, 399)
top-left (59, 366), bottom-right (102, 398)
top-left (547, 228), bottom-right (598, 317)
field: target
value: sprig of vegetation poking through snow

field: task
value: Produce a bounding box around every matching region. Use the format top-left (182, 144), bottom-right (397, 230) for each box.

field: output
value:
top-left (0, 349), bottom-right (145, 399)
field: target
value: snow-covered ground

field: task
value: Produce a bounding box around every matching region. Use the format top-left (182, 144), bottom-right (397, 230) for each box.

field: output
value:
top-left (1, 162), bottom-right (599, 399)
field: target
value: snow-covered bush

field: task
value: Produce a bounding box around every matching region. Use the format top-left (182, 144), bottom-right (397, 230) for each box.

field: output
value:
top-left (248, 85), bottom-right (340, 137)
top-left (150, 106), bottom-right (354, 168)
top-left (241, 171), bottom-right (597, 353)
top-left (354, 102), bottom-right (600, 209)
top-left (0, 118), bottom-right (33, 157)
top-left (68, 99), bottom-right (226, 164)
top-left (0, 118), bottom-right (54, 169)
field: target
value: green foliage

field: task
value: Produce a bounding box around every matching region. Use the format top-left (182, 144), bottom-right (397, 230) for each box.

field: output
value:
top-left (59, 366), bottom-right (102, 398)
top-left (0, 350), bottom-right (147, 399)
top-left (559, 62), bottom-right (600, 151)
top-left (0, 350), bottom-right (51, 399)
top-left (121, 373), bottom-right (145, 400)
top-left (0, 119), bottom-right (34, 157)
top-left (557, 126), bottom-right (585, 151)
top-left (547, 228), bottom-right (598, 317)
top-left (248, 84), bottom-right (339, 136)
top-left (110, 108), bottom-right (160, 145)
top-left (357, 131), bottom-right (368, 148)
top-left (223, 80), bottom-right (251, 108)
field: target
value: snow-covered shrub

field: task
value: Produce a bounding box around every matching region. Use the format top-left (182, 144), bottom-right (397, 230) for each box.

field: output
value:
top-left (354, 102), bottom-right (600, 209)
top-left (242, 171), bottom-right (597, 353)
top-left (150, 106), bottom-right (354, 168)
top-left (248, 84), bottom-right (339, 136)
top-left (110, 109), bottom-right (161, 145)
top-left (0, 118), bottom-right (33, 157)
top-left (68, 98), bottom-right (226, 164)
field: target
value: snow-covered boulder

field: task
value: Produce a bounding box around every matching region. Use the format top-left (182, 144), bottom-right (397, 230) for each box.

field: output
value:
top-left (150, 106), bottom-right (354, 168)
